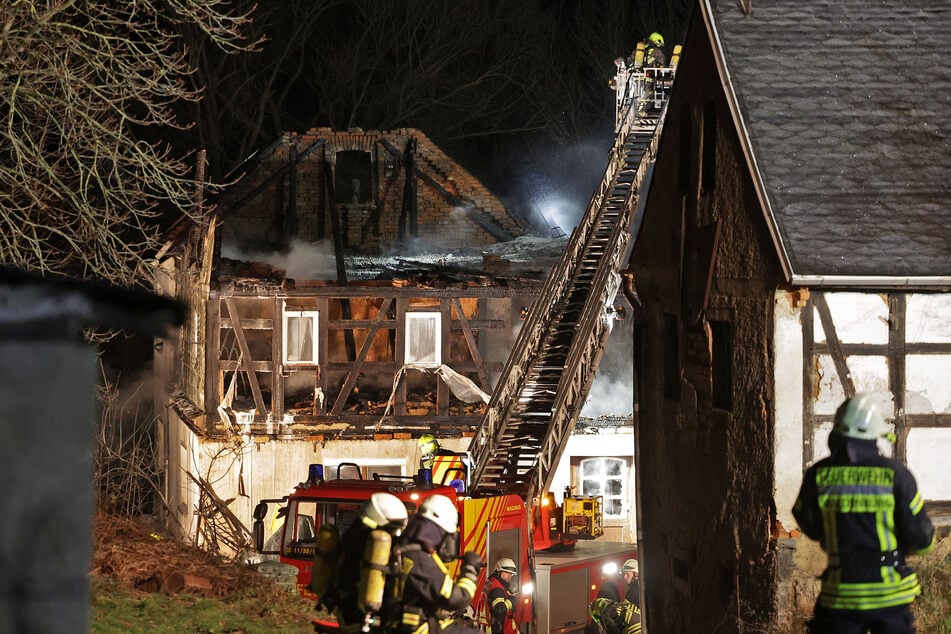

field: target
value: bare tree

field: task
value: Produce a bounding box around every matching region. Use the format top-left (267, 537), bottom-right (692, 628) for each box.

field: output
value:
top-left (0, 0), bottom-right (253, 284)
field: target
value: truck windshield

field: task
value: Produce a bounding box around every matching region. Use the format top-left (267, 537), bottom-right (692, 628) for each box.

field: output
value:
top-left (279, 497), bottom-right (363, 560)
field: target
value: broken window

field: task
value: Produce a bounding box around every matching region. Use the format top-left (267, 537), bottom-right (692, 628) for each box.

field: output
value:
top-left (405, 311), bottom-right (441, 366)
top-left (580, 457), bottom-right (628, 518)
top-left (335, 150), bottom-right (372, 205)
top-left (284, 307), bottom-right (319, 365)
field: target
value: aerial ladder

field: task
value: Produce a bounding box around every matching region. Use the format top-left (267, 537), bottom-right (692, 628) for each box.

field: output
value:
top-left (468, 58), bottom-right (679, 506)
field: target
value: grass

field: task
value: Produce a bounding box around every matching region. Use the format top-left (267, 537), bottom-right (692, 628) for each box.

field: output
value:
top-left (91, 576), bottom-right (317, 634)
top-left (90, 530), bottom-right (949, 634)
top-left (912, 535), bottom-right (951, 634)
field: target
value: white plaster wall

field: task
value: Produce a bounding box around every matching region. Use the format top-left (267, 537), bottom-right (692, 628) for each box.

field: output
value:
top-left (548, 430), bottom-right (636, 542)
top-left (907, 429), bottom-right (951, 499)
top-left (772, 290), bottom-right (805, 531)
top-left (188, 435), bottom-right (470, 552)
top-left (814, 293), bottom-right (889, 344)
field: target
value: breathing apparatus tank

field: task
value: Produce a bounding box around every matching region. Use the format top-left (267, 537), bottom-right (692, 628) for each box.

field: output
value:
top-left (671, 44), bottom-right (683, 69)
top-left (633, 41), bottom-right (646, 69)
top-left (358, 529), bottom-right (393, 614)
top-left (310, 523), bottom-right (341, 602)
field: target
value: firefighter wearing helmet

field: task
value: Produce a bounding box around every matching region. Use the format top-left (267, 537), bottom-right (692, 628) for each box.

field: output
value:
top-left (793, 393), bottom-right (935, 634)
top-left (392, 494), bottom-right (483, 634)
top-left (327, 492), bottom-right (409, 632)
top-left (486, 558), bottom-right (518, 634)
top-left (643, 32), bottom-right (667, 66)
top-left (597, 558), bottom-right (639, 606)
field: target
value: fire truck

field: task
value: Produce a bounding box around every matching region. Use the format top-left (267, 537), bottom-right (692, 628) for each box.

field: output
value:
top-left (251, 459), bottom-right (634, 633)
top-left (250, 57), bottom-right (675, 632)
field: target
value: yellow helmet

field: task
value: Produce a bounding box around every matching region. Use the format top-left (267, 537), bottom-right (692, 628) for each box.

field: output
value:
top-left (418, 434), bottom-right (439, 454)
top-left (648, 32), bottom-right (665, 48)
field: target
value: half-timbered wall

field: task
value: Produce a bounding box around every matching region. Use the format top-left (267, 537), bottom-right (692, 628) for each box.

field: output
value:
top-left (203, 284), bottom-right (520, 437)
top-left (774, 290), bottom-right (951, 530)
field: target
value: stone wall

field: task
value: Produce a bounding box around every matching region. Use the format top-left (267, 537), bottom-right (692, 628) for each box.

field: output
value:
top-left (628, 8), bottom-right (784, 630)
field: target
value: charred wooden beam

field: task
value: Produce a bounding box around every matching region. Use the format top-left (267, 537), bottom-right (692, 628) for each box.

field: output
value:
top-left (222, 298), bottom-right (268, 415)
top-left (331, 298), bottom-right (394, 415)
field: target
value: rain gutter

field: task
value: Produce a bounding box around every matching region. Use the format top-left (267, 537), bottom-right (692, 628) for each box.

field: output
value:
top-left (790, 275), bottom-right (951, 290)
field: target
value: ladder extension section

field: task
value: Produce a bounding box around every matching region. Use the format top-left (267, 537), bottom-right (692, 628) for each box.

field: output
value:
top-left (469, 68), bottom-right (675, 501)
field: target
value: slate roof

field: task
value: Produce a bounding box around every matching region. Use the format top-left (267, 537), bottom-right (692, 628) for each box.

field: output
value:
top-left (708, 0), bottom-right (951, 281)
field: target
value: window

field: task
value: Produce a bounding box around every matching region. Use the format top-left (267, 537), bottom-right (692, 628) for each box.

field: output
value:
top-left (283, 306), bottom-right (319, 365)
top-left (335, 150), bottom-right (372, 205)
top-left (405, 312), bottom-right (441, 365)
top-left (580, 457), bottom-right (628, 518)
top-left (663, 313), bottom-right (681, 399)
top-left (710, 320), bottom-right (733, 411)
top-left (701, 101), bottom-right (717, 194)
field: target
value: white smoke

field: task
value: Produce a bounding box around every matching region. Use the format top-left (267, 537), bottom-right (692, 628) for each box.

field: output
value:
top-left (582, 314), bottom-right (634, 417)
top-left (221, 238), bottom-right (338, 280)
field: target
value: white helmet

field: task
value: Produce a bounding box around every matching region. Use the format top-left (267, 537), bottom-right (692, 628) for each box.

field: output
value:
top-left (362, 492), bottom-right (409, 531)
top-left (417, 494), bottom-right (458, 533)
top-left (833, 393), bottom-right (887, 440)
top-left (494, 557), bottom-right (517, 574)
top-left (621, 558), bottom-right (638, 574)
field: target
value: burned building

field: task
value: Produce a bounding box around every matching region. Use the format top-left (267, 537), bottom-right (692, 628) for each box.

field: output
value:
top-left (153, 128), bottom-right (566, 547)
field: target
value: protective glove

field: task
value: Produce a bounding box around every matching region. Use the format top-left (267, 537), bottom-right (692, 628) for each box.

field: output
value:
top-left (460, 551), bottom-right (484, 580)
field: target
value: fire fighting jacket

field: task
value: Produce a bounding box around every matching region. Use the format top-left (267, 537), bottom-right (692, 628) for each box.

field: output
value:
top-left (589, 598), bottom-right (641, 634)
top-left (792, 437), bottom-right (935, 611)
top-left (393, 543), bottom-right (479, 634)
top-left (486, 573), bottom-right (515, 634)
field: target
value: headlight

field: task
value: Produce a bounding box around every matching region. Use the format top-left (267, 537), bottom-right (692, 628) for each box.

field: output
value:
top-left (521, 582), bottom-right (534, 596)
top-left (602, 562), bottom-right (619, 576)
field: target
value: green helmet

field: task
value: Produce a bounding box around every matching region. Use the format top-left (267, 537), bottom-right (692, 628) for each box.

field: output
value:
top-left (648, 32), bottom-right (665, 48)
top-left (832, 393), bottom-right (887, 440)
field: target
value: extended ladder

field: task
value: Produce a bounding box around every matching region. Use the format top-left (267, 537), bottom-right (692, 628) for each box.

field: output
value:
top-left (468, 67), bottom-right (675, 502)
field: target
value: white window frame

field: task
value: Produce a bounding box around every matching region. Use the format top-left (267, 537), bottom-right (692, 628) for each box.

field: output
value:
top-left (283, 305), bottom-right (319, 365)
top-left (323, 459), bottom-right (406, 480)
top-left (404, 311), bottom-right (441, 366)
top-left (579, 457), bottom-right (628, 519)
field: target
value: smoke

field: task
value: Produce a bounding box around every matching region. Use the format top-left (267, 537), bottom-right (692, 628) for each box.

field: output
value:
top-left (516, 132), bottom-right (616, 234)
top-left (221, 238), bottom-right (338, 280)
top-left (581, 315), bottom-right (634, 418)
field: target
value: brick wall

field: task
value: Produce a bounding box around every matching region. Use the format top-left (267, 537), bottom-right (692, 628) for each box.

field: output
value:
top-left (216, 128), bottom-right (522, 260)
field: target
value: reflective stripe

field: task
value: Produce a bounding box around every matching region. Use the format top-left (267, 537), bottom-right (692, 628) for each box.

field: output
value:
top-left (910, 491), bottom-right (924, 514)
top-left (819, 572), bottom-right (921, 610)
top-left (492, 596), bottom-right (512, 610)
top-left (456, 576), bottom-right (477, 597)
top-left (403, 613), bottom-right (421, 626)
top-left (439, 575), bottom-right (453, 598)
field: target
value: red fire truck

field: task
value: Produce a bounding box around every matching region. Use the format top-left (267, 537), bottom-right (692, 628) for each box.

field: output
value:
top-left (251, 460), bottom-right (636, 633)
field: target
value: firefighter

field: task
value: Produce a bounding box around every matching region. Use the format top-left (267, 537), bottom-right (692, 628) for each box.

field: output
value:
top-left (793, 393), bottom-right (935, 634)
top-left (589, 597), bottom-right (641, 634)
top-left (417, 434), bottom-right (441, 470)
top-left (329, 492), bottom-right (409, 632)
top-left (392, 494), bottom-right (483, 634)
top-left (486, 558), bottom-right (518, 634)
top-left (643, 32), bottom-right (667, 67)
top-left (597, 558), bottom-right (639, 606)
